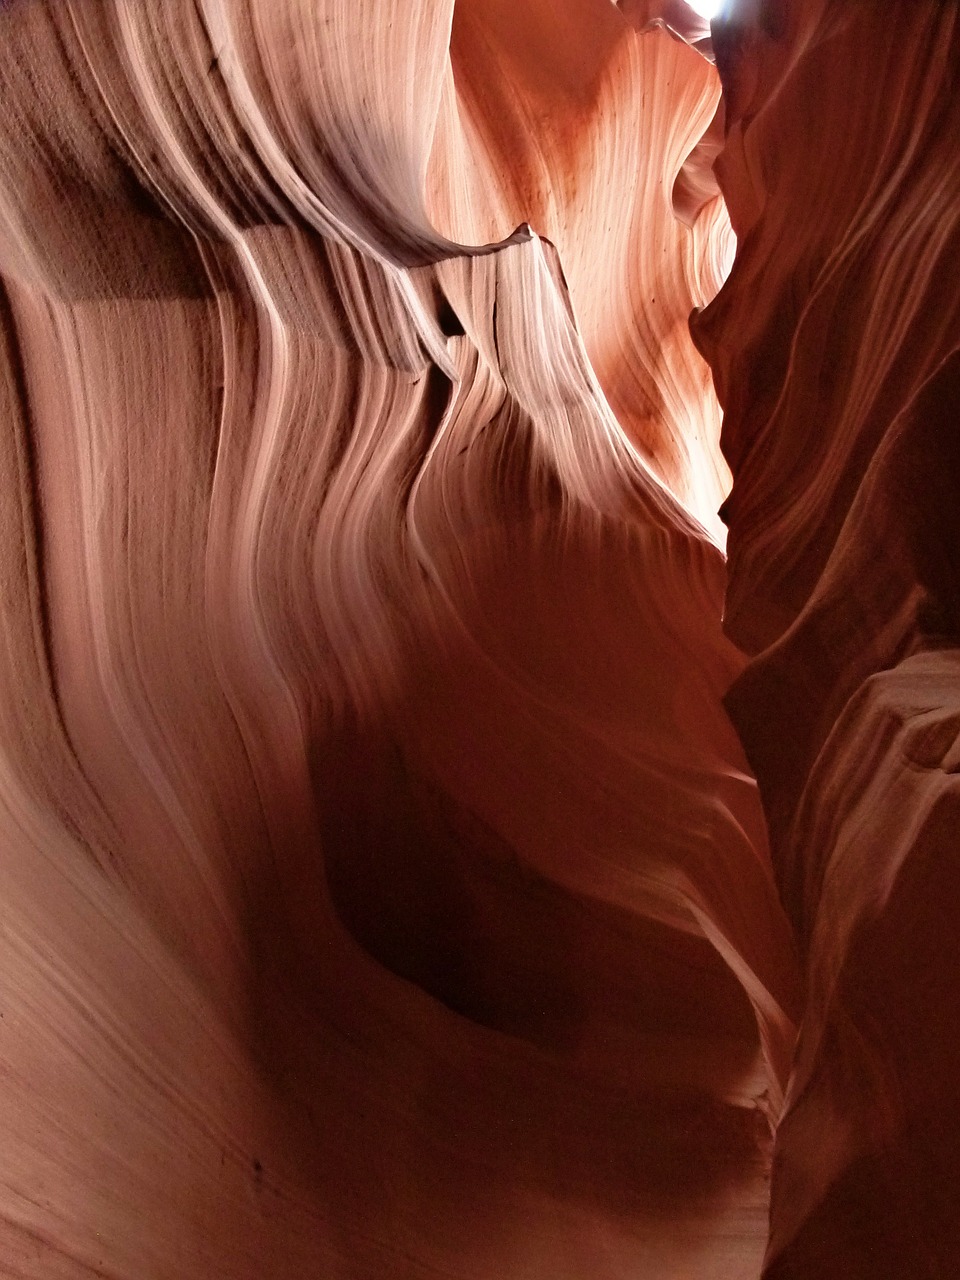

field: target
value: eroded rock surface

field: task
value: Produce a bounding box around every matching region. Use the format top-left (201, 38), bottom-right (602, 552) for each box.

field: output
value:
top-left (6, 0), bottom-right (955, 1274)
top-left (0, 2), bottom-right (797, 1277)
top-left (696, 2), bottom-right (960, 1274)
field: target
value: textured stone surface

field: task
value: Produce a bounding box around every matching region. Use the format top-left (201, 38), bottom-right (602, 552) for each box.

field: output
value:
top-left (0, 3), bottom-right (796, 1276)
top-left (3, 0), bottom-right (958, 1274)
top-left (695, 2), bottom-right (960, 1273)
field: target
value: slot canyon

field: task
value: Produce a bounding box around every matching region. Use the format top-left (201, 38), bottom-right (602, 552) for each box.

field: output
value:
top-left (0, 0), bottom-right (957, 1275)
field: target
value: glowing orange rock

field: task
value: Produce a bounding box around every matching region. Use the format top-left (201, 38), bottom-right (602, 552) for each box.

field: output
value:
top-left (0, 1), bottom-right (800, 1276)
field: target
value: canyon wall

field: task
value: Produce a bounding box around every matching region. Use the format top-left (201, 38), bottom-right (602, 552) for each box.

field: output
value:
top-left (0, 2), bottom-right (795, 1277)
top-left (696, 1), bottom-right (960, 1274)
top-left (0, 0), bottom-right (956, 1276)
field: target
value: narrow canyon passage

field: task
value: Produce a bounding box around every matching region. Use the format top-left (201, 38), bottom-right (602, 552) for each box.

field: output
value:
top-left (0, 2), bottom-right (957, 1278)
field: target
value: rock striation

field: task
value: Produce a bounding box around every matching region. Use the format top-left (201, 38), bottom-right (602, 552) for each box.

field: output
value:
top-left (0, 2), bottom-right (797, 1277)
top-left (695, 1), bottom-right (960, 1274)
top-left (3, 0), bottom-right (956, 1275)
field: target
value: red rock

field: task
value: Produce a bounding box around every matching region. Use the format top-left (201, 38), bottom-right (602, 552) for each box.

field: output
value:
top-left (694, 1), bottom-right (960, 1273)
top-left (11, 0), bottom-right (957, 1274)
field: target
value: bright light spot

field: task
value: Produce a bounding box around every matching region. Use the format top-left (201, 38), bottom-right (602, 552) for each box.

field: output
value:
top-left (686, 0), bottom-right (723, 18)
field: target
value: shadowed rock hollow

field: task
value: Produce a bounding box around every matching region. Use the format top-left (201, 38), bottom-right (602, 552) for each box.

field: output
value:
top-left (0, 1), bottom-right (956, 1277)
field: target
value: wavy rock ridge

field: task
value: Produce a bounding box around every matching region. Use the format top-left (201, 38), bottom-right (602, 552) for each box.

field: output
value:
top-left (0, 2), bottom-right (797, 1277)
top-left (696, 1), bottom-right (960, 1274)
top-left (2, 0), bottom-right (955, 1276)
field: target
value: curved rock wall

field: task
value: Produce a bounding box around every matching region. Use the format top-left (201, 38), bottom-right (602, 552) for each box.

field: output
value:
top-left (696, 2), bottom-right (960, 1274)
top-left (0, 2), bottom-right (798, 1277)
top-left (5, 0), bottom-right (954, 1274)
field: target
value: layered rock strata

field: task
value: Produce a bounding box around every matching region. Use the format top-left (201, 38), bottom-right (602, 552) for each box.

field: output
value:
top-left (695, 2), bottom-right (960, 1273)
top-left (0, 2), bottom-right (797, 1277)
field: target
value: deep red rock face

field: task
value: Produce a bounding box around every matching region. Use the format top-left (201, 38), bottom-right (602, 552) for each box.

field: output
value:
top-left (695, 1), bottom-right (960, 1274)
top-left (0, 3), bottom-right (799, 1276)
top-left (0, 0), bottom-right (952, 1276)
